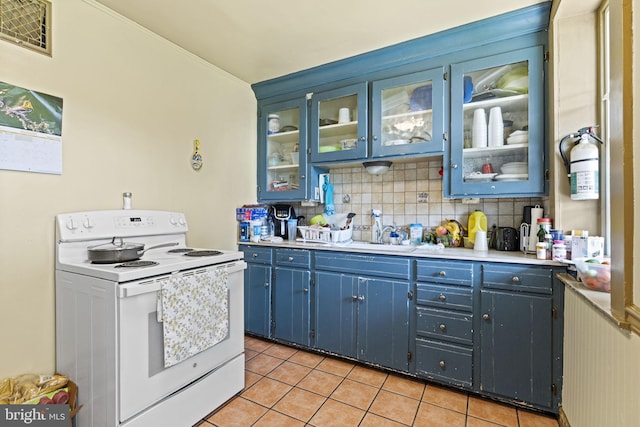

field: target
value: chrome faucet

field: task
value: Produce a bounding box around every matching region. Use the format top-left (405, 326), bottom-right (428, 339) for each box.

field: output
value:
top-left (375, 224), bottom-right (397, 244)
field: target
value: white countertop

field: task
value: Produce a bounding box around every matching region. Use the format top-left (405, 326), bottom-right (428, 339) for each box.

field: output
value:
top-left (239, 240), bottom-right (565, 267)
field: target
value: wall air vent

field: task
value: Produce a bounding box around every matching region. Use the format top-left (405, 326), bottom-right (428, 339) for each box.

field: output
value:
top-left (0, 0), bottom-right (51, 56)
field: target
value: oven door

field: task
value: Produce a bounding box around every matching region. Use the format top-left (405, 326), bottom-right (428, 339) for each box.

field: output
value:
top-left (117, 260), bottom-right (245, 423)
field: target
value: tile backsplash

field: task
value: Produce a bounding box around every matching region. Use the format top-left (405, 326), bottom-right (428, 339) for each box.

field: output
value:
top-left (294, 159), bottom-right (548, 242)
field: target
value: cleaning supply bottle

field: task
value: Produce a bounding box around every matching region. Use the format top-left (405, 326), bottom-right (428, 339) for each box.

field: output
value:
top-left (371, 209), bottom-right (382, 243)
top-left (468, 210), bottom-right (487, 245)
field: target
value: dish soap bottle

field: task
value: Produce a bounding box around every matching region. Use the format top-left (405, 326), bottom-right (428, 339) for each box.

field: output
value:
top-left (468, 210), bottom-right (487, 245)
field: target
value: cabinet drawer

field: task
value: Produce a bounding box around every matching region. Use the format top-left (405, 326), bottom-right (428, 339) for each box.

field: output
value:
top-left (416, 308), bottom-right (473, 345)
top-left (276, 248), bottom-right (311, 268)
top-left (481, 263), bottom-right (553, 294)
top-left (415, 338), bottom-right (472, 388)
top-left (315, 252), bottom-right (410, 280)
top-left (416, 283), bottom-right (473, 312)
top-left (241, 246), bottom-right (273, 265)
top-left (416, 260), bottom-right (474, 286)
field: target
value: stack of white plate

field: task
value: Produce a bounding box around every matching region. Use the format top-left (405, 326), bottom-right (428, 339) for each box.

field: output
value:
top-left (501, 162), bottom-right (527, 174)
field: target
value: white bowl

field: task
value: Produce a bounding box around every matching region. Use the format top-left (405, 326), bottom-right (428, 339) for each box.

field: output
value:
top-left (501, 162), bottom-right (528, 174)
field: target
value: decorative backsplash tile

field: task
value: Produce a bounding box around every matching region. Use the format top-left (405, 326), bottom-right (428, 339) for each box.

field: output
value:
top-left (295, 159), bottom-right (547, 242)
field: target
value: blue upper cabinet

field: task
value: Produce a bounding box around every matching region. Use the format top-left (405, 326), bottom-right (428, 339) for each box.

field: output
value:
top-left (258, 97), bottom-right (316, 201)
top-left (371, 67), bottom-right (446, 158)
top-left (447, 46), bottom-right (545, 198)
top-left (310, 83), bottom-right (368, 162)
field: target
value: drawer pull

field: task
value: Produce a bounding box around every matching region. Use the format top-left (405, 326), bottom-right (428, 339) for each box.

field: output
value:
top-left (288, 256), bottom-right (294, 261)
top-left (252, 253), bottom-right (258, 258)
top-left (439, 360), bottom-right (446, 368)
top-left (438, 294), bottom-right (446, 301)
top-left (439, 324), bottom-right (446, 331)
top-left (482, 313), bottom-right (490, 320)
top-left (512, 276), bottom-right (520, 283)
top-left (439, 271), bottom-right (447, 277)
top-left (303, 288), bottom-right (309, 293)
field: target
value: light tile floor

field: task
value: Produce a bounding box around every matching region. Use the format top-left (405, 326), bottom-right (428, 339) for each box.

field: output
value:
top-left (196, 336), bottom-right (559, 427)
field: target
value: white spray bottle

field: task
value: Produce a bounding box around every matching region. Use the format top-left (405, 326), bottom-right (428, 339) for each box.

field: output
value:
top-left (371, 209), bottom-right (382, 243)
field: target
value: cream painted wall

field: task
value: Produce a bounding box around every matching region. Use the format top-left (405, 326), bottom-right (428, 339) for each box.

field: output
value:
top-left (550, 11), bottom-right (600, 234)
top-left (553, 1), bottom-right (640, 426)
top-left (0, 0), bottom-right (256, 378)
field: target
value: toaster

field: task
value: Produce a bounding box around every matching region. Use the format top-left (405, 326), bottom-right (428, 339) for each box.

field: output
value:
top-left (496, 227), bottom-right (519, 251)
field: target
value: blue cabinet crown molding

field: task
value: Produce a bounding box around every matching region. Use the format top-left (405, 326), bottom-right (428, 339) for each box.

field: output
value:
top-left (251, 3), bottom-right (550, 100)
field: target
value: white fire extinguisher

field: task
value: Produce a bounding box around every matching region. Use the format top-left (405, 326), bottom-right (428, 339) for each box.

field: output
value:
top-left (559, 126), bottom-right (603, 200)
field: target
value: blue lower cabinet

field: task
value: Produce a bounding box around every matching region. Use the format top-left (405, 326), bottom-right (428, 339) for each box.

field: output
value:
top-left (415, 338), bottom-right (473, 388)
top-left (314, 271), bottom-right (410, 371)
top-left (479, 289), bottom-right (553, 408)
top-left (241, 246), bottom-right (273, 337)
top-left (314, 271), bottom-right (358, 358)
top-left (272, 266), bottom-right (311, 346)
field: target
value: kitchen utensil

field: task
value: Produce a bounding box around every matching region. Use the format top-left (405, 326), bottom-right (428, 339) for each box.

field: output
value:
top-left (343, 213), bottom-right (356, 230)
top-left (496, 227), bottom-right (519, 251)
top-left (87, 238), bottom-right (178, 264)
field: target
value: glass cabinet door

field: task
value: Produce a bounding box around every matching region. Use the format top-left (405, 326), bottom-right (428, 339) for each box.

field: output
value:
top-left (449, 46), bottom-right (544, 197)
top-left (310, 83), bottom-right (368, 162)
top-left (258, 98), bottom-right (308, 201)
top-left (371, 67), bottom-right (446, 157)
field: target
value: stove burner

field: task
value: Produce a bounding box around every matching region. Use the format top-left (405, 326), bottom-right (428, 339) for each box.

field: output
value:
top-left (115, 260), bottom-right (159, 268)
top-left (184, 250), bottom-right (223, 257)
top-left (168, 248), bottom-right (194, 253)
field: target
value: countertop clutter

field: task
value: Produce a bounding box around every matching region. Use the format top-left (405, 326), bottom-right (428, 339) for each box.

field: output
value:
top-left (238, 239), bottom-right (564, 266)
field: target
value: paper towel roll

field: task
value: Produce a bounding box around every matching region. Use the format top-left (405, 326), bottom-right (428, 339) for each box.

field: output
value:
top-left (528, 205), bottom-right (544, 252)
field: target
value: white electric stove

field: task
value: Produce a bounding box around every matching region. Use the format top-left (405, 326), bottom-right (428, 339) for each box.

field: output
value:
top-left (55, 209), bottom-right (246, 427)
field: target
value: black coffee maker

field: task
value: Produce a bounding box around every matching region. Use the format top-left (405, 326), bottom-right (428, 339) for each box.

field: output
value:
top-left (270, 204), bottom-right (296, 239)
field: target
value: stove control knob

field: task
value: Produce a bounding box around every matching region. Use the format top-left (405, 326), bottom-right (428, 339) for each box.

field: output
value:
top-left (170, 217), bottom-right (178, 225)
top-left (83, 218), bottom-right (95, 229)
top-left (178, 217), bottom-right (186, 226)
top-left (66, 218), bottom-right (77, 230)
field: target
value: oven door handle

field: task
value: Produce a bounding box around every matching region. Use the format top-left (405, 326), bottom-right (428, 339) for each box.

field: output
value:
top-left (117, 260), bottom-right (246, 298)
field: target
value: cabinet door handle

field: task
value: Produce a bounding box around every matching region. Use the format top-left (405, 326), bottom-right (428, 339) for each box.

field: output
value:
top-left (438, 294), bottom-right (446, 301)
top-left (439, 271), bottom-right (447, 277)
top-left (439, 324), bottom-right (446, 331)
top-left (372, 135), bottom-right (378, 141)
top-left (300, 175), bottom-right (305, 180)
top-left (439, 360), bottom-right (446, 368)
top-left (482, 313), bottom-right (490, 320)
top-left (303, 288), bottom-right (309, 293)
top-left (451, 163), bottom-right (458, 169)
top-left (264, 282), bottom-right (269, 288)
top-left (288, 256), bottom-right (294, 261)
top-left (359, 136), bottom-right (366, 141)
top-left (512, 276), bottom-right (520, 283)
top-left (352, 295), bottom-right (365, 302)
top-left (252, 253), bottom-right (258, 258)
